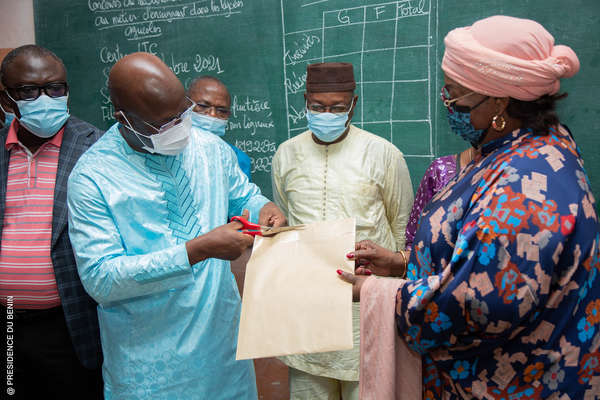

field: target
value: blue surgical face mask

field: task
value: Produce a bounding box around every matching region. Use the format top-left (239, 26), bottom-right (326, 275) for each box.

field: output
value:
top-left (0, 103), bottom-right (16, 128)
top-left (306, 107), bottom-right (352, 143)
top-left (190, 112), bottom-right (227, 137)
top-left (8, 93), bottom-right (70, 138)
top-left (447, 109), bottom-right (485, 146)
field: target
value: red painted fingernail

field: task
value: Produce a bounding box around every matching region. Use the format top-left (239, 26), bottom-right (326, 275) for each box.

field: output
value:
top-left (346, 252), bottom-right (354, 258)
top-left (336, 269), bottom-right (343, 275)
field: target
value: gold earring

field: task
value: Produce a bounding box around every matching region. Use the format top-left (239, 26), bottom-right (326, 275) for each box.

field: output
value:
top-left (492, 114), bottom-right (506, 131)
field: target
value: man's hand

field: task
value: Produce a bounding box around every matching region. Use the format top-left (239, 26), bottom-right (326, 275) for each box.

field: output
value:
top-left (186, 210), bottom-right (254, 265)
top-left (346, 240), bottom-right (407, 277)
top-left (258, 201), bottom-right (287, 228)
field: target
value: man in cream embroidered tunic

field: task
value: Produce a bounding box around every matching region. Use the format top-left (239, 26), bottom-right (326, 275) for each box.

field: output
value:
top-left (272, 62), bottom-right (413, 399)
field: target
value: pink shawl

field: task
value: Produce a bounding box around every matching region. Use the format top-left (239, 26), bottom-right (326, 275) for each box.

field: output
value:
top-left (360, 277), bottom-right (422, 399)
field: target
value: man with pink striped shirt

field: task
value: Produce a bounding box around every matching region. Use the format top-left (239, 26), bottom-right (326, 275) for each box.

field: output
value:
top-left (0, 45), bottom-right (103, 398)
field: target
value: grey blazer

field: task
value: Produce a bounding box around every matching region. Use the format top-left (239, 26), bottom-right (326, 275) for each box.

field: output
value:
top-left (0, 116), bottom-right (103, 369)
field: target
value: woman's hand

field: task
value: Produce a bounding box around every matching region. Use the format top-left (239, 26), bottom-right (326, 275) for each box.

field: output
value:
top-left (337, 270), bottom-right (370, 301)
top-left (346, 240), bottom-right (408, 277)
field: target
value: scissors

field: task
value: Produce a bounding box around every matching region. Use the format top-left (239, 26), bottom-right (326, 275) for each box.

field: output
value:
top-left (230, 216), bottom-right (305, 237)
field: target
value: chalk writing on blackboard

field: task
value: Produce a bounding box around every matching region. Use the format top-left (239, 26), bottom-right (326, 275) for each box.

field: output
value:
top-left (228, 96), bottom-right (275, 137)
top-left (281, 0), bottom-right (435, 159)
top-left (96, 40), bottom-right (224, 121)
top-left (89, 0), bottom-right (245, 41)
top-left (228, 95), bottom-right (277, 173)
top-left (285, 34), bottom-right (321, 66)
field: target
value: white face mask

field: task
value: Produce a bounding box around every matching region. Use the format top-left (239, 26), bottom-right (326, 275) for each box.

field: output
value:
top-left (120, 106), bottom-right (193, 156)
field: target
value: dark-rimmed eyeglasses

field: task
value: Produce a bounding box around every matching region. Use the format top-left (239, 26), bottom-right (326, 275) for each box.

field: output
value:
top-left (6, 82), bottom-right (69, 101)
top-left (307, 102), bottom-right (353, 114)
top-left (194, 103), bottom-right (230, 119)
top-left (440, 85), bottom-right (488, 114)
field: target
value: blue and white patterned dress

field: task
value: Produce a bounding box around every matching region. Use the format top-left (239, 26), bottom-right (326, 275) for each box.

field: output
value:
top-left (67, 123), bottom-right (268, 399)
top-left (397, 126), bottom-right (600, 399)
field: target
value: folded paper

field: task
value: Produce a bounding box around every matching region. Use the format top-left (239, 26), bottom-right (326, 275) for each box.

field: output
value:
top-left (236, 218), bottom-right (355, 360)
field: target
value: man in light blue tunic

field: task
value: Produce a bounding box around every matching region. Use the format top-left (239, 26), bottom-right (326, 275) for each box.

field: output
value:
top-left (187, 76), bottom-right (253, 181)
top-left (67, 52), bottom-right (286, 399)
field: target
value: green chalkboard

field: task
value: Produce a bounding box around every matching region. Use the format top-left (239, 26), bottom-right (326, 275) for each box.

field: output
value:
top-left (34, 0), bottom-right (285, 198)
top-left (34, 0), bottom-right (600, 204)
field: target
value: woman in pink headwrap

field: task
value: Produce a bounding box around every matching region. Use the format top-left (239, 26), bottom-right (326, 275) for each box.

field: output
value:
top-left (339, 16), bottom-right (600, 399)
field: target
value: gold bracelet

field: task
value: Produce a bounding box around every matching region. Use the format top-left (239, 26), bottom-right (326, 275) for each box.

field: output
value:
top-left (397, 250), bottom-right (408, 278)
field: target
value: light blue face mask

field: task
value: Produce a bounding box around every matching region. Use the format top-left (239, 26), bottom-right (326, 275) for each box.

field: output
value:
top-left (190, 112), bottom-right (227, 137)
top-left (447, 109), bottom-right (486, 146)
top-left (306, 107), bottom-right (352, 143)
top-left (9, 93), bottom-right (70, 138)
top-left (0, 103), bottom-right (16, 128)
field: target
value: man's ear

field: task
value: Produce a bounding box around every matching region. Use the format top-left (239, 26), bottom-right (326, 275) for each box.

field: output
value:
top-left (113, 109), bottom-right (126, 125)
top-left (0, 90), bottom-right (18, 118)
top-left (345, 94), bottom-right (358, 126)
top-left (0, 91), bottom-right (8, 108)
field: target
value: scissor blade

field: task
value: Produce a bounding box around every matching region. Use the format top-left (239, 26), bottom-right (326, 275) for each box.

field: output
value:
top-left (261, 225), bottom-right (305, 236)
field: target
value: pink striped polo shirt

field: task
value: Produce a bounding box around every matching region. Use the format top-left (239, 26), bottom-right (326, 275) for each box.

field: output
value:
top-left (0, 120), bottom-right (64, 309)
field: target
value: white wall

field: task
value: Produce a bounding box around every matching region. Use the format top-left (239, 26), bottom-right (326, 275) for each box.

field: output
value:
top-left (0, 0), bottom-right (35, 48)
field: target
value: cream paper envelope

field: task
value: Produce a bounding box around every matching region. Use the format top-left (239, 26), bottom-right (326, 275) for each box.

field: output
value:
top-left (236, 218), bottom-right (355, 360)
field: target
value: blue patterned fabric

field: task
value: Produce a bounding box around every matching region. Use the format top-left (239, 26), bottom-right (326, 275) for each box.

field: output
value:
top-left (397, 126), bottom-right (600, 399)
top-left (67, 123), bottom-right (268, 399)
top-left (446, 109), bottom-right (486, 146)
top-left (143, 155), bottom-right (202, 243)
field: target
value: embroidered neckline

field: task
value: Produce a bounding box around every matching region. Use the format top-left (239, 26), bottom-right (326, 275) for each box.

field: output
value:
top-left (143, 154), bottom-right (201, 244)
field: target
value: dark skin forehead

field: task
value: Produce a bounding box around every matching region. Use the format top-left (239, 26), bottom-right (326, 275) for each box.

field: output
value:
top-left (109, 52), bottom-right (186, 126)
top-left (188, 79), bottom-right (231, 109)
top-left (2, 54), bottom-right (66, 88)
top-left (305, 91), bottom-right (354, 105)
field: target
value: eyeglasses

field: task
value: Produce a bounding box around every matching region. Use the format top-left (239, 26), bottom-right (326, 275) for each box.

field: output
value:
top-left (440, 85), bottom-right (488, 114)
top-left (194, 103), bottom-right (230, 119)
top-left (307, 102), bottom-right (353, 114)
top-left (122, 97), bottom-right (195, 135)
top-left (6, 82), bottom-right (69, 101)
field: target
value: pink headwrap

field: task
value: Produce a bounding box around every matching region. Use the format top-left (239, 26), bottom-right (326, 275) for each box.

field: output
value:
top-left (442, 15), bottom-right (580, 101)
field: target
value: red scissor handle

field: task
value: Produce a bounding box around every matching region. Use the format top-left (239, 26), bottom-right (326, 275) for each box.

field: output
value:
top-left (230, 216), bottom-right (263, 236)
